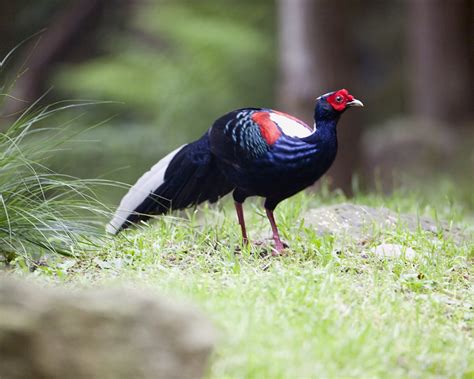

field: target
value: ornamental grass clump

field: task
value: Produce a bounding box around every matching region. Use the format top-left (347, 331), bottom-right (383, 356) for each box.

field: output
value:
top-left (0, 98), bottom-right (115, 263)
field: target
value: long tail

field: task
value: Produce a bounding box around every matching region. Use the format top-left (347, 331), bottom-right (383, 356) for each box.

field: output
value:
top-left (106, 133), bottom-right (234, 234)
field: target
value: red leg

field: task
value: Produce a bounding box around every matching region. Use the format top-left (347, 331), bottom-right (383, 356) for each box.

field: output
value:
top-left (234, 202), bottom-right (249, 246)
top-left (265, 208), bottom-right (285, 253)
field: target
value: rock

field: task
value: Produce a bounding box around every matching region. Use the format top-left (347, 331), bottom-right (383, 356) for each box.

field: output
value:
top-left (361, 117), bottom-right (459, 190)
top-left (371, 243), bottom-right (416, 260)
top-left (304, 203), bottom-right (468, 244)
top-left (0, 278), bottom-right (215, 379)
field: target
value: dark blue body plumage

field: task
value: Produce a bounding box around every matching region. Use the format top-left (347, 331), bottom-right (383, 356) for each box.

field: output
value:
top-left (210, 109), bottom-right (339, 210)
top-left (108, 89), bottom-right (363, 252)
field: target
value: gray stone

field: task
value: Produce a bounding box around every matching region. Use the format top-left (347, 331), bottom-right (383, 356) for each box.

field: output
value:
top-left (0, 278), bottom-right (215, 379)
top-left (372, 243), bottom-right (416, 260)
top-left (304, 203), bottom-right (469, 244)
top-left (361, 117), bottom-right (458, 189)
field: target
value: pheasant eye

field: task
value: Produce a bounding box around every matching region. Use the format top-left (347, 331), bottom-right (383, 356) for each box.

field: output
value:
top-left (335, 95), bottom-right (343, 103)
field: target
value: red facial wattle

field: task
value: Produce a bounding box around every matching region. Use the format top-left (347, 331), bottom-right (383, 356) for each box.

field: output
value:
top-left (326, 89), bottom-right (355, 112)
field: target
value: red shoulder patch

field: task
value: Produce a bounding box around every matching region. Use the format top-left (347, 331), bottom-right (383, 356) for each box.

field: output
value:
top-left (251, 111), bottom-right (281, 145)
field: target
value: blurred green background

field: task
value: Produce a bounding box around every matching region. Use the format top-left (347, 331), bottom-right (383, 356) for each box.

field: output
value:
top-left (0, 0), bottom-right (472, 207)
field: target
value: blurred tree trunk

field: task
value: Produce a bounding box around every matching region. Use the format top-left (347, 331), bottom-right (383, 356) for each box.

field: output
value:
top-left (1, 0), bottom-right (139, 119)
top-left (277, 0), bottom-right (318, 123)
top-left (408, 0), bottom-right (472, 123)
top-left (3, 0), bottom-right (106, 116)
top-left (277, 0), bottom-right (363, 194)
top-left (0, 3), bottom-right (19, 59)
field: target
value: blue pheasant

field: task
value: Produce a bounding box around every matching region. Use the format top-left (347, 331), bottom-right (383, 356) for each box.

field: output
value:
top-left (107, 89), bottom-right (363, 253)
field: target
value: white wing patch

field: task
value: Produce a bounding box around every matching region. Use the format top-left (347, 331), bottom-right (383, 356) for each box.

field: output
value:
top-left (269, 112), bottom-right (315, 138)
top-left (106, 144), bottom-right (186, 234)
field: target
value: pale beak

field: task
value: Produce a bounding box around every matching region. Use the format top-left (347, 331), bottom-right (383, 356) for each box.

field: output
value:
top-left (347, 99), bottom-right (364, 107)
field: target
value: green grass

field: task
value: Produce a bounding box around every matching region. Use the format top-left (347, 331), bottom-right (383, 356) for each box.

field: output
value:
top-left (0, 99), bottom-right (119, 263)
top-left (21, 190), bottom-right (474, 378)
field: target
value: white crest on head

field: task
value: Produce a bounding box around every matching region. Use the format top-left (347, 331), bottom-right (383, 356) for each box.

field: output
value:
top-left (269, 112), bottom-right (315, 138)
top-left (316, 91), bottom-right (335, 101)
top-left (106, 144), bottom-right (186, 234)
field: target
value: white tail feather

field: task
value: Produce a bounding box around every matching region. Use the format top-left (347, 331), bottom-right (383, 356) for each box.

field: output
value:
top-left (106, 144), bottom-right (186, 234)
